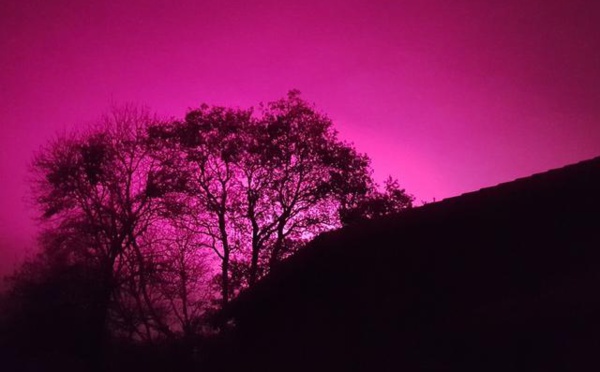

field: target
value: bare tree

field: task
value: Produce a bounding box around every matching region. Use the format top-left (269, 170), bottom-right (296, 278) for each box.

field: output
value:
top-left (244, 91), bottom-right (376, 284)
top-left (149, 105), bottom-right (253, 306)
top-left (30, 106), bottom-right (176, 343)
top-left (153, 91), bottom-right (411, 301)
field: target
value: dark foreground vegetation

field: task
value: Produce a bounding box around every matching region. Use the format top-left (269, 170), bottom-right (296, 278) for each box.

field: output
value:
top-left (0, 91), bottom-right (412, 371)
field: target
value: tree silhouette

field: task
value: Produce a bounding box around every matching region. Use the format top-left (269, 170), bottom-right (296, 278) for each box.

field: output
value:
top-left (29, 107), bottom-right (198, 345)
top-left (148, 104), bottom-right (254, 306)
top-left (251, 91), bottom-right (375, 281)
top-left (151, 91), bottom-right (410, 306)
top-left (20, 92), bottom-right (413, 364)
top-left (339, 176), bottom-right (414, 225)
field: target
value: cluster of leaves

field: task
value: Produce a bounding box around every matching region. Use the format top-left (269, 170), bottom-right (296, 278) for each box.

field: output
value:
top-left (5, 92), bottom-right (414, 359)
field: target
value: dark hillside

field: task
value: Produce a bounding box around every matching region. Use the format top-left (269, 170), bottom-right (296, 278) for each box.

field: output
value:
top-left (209, 156), bottom-right (600, 371)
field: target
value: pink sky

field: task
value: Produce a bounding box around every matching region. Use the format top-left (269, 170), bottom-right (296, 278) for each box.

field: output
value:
top-left (1, 0), bottom-right (599, 277)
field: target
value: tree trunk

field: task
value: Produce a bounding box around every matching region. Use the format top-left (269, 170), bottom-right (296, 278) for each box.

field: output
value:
top-left (269, 224), bottom-right (285, 272)
top-left (248, 233), bottom-right (260, 286)
top-left (221, 252), bottom-right (229, 307)
top-left (218, 212), bottom-right (230, 307)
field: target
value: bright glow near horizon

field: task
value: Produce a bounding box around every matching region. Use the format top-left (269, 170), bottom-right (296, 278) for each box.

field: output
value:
top-left (1, 0), bottom-right (599, 276)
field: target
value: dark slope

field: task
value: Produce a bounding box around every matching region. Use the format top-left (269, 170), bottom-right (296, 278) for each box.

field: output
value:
top-left (210, 156), bottom-right (600, 371)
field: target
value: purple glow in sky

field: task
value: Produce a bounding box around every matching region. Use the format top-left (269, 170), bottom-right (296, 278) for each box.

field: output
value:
top-left (1, 0), bottom-right (599, 277)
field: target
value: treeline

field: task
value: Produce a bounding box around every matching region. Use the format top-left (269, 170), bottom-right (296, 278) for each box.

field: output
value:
top-left (1, 91), bottom-right (412, 370)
